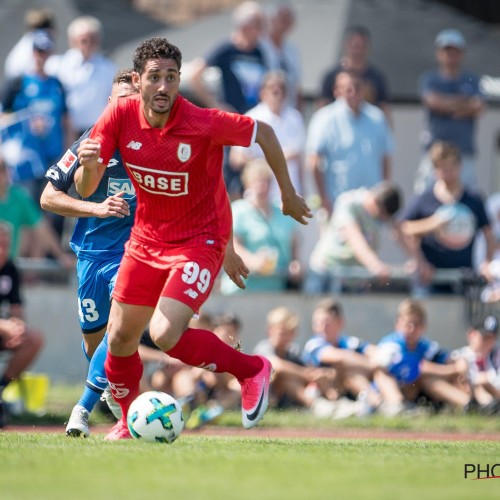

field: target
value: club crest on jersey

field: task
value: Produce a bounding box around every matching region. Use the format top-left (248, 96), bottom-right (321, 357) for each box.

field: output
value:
top-left (57, 149), bottom-right (77, 173)
top-left (177, 143), bottom-right (191, 163)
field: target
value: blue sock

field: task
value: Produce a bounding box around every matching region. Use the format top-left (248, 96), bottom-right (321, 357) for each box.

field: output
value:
top-left (77, 334), bottom-right (109, 412)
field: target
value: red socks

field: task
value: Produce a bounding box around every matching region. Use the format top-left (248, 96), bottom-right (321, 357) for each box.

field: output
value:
top-left (104, 350), bottom-right (143, 423)
top-left (167, 328), bottom-right (263, 381)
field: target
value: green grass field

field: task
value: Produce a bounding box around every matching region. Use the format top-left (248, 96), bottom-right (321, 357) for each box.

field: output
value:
top-left (1, 433), bottom-right (499, 500)
top-left (1, 384), bottom-right (500, 500)
top-left (7, 382), bottom-right (500, 434)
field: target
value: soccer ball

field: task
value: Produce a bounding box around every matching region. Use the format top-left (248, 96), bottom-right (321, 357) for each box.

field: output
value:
top-left (127, 391), bottom-right (184, 443)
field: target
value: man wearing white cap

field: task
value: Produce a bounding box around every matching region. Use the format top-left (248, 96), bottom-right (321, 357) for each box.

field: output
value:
top-left (414, 28), bottom-right (486, 194)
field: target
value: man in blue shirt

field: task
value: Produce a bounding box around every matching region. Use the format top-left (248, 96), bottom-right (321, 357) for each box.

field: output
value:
top-left (306, 70), bottom-right (393, 214)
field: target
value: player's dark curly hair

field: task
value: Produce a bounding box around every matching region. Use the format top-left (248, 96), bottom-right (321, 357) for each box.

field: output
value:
top-left (133, 37), bottom-right (182, 74)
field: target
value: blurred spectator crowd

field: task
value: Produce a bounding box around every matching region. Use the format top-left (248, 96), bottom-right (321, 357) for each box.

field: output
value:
top-left (1, 2), bottom-right (500, 425)
top-left (1, 3), bottom-right (498, 299)
top-left (137, 298), bottom-right (500, 427)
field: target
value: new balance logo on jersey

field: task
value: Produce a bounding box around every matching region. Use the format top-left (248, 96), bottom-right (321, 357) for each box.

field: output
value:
top-left (127, 141), bottom-right (142, 150)
top-left (184, 288), bottom-right (199, 299)
top-left (57, 149), bottom-right (77, 173)
top-left (106, 158), bottom-right (119, 168)
top-left (108, 178), bottom-right (136, 199)
top-left (127, 163), bottom-right (188, 196)
top-left (108, 382), bottom-right (129, 399)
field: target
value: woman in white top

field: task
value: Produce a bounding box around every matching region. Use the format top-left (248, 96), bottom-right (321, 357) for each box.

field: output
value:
top-left (230, 70), bottom-right (306, 203)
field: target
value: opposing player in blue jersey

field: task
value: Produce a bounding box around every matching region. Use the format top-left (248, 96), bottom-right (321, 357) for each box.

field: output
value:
top-left (40, 69), bottom-right (138, 436)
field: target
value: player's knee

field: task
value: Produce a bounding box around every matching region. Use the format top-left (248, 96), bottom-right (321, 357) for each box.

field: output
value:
top-left (149, 327), bottom-right (180, 351)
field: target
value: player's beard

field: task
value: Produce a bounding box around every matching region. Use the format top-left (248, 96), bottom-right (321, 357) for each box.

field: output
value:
top-left (150, 93), bottom-right (173, 114)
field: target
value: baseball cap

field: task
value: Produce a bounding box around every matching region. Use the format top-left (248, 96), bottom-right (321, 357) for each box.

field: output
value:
top-left (474, 315), bottom-right (498, 335)
top-left (435, 29), bottom-right (466, 50)
top-left (32, 30), bottom-right (54, 52)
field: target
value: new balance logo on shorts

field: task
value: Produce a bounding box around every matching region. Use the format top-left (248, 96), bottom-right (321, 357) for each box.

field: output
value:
top-left (126, 141), bottom-right (142, 150)
top-left (184, 289), bottom-right (199, 299)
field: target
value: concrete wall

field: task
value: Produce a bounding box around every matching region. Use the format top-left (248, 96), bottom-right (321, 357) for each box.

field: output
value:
top-left (24, 283), bottom-right (471, 384)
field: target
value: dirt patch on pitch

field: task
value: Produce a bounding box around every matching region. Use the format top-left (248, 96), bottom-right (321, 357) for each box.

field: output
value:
top-left (3, 424), bottom-right (499, 442)
top-left (191, 426), bottom-right (500, 441)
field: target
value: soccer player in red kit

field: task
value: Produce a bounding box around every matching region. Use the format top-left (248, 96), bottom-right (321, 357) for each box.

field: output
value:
top-left (75, 37), bottom-right (312, 440)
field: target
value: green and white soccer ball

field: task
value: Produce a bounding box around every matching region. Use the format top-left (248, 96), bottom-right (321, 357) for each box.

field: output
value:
top-left (127, 391), bottom-right (184, 443)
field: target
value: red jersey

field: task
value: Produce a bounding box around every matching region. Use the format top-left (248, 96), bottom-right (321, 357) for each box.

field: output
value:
top-left (90, 94), bottom-right (256, 248)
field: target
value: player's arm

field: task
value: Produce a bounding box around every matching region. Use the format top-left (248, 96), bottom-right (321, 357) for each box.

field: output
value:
top-left (254, 121), bottom-right (312, 225)
top-left (41, 182), bottom-right (130, 219)
top-left (223, 230), bottom-right (249, 289)
top-left (75, 138), bottom-right (107, 198)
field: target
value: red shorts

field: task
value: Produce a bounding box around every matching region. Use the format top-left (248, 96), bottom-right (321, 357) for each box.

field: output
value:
top-left (113, 239), bottom-right (225, 312)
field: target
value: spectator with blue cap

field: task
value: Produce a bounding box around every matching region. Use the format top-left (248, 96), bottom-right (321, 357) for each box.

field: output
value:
top-left (414, 28), bottom-right (486, 194)
top-left (435, 28), bottom-right (466, 51)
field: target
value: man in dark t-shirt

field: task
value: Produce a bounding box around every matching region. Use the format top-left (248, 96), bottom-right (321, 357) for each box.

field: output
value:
top-left (401, 141), bottom-right (494, 294)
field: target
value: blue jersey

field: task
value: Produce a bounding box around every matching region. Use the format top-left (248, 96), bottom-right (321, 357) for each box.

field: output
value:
top-left (1, 73), bottom-right (67, 164)
top-left (302, 333), bottom-right (370, 367)
top-left (45, 128), bottom-right (136, 261)
top-left (377, 331), bottom-right (449, 384)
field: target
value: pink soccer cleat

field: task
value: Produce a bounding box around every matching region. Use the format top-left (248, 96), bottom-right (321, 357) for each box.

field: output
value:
top-left (240, 355), bottom-right (273, 429)
top-left (104, 419), bottom-right (132, 441)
